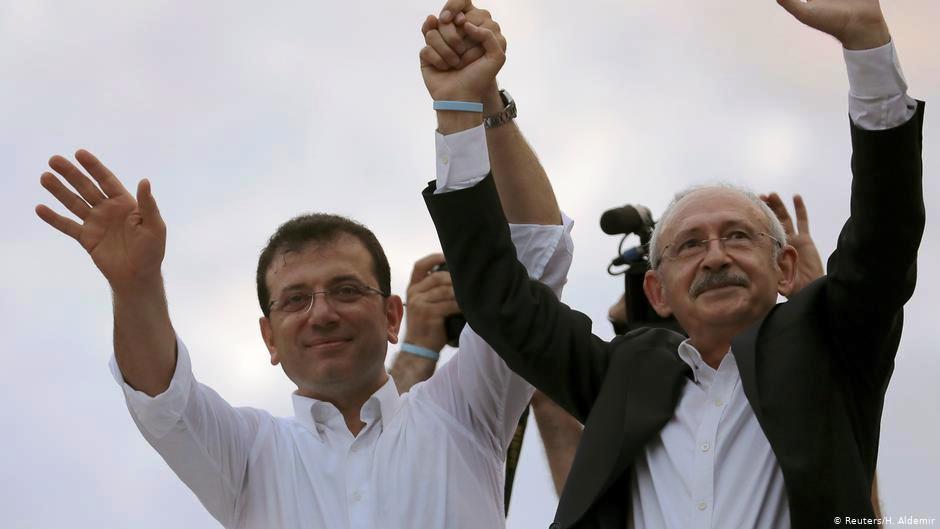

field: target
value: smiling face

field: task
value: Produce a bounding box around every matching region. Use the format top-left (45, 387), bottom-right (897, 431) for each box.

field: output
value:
top-left (644, 188), bottom-right (797, 340)
top-left (259, 235), bottom-right (402, 401)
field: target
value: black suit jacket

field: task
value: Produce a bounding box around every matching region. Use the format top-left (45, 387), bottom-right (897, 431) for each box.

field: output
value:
top-left (424, 103), bottom-right (924, 529)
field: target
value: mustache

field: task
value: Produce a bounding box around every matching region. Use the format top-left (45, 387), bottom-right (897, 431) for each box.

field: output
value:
top-left (689, 270), bottom-right (750, 297)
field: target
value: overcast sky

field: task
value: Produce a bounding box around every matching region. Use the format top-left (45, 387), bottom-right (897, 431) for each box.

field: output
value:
top-left (2, 0), bottom-right (938, 527)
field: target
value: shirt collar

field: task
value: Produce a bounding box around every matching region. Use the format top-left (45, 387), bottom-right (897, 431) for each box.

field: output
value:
top-left (677, 339), bottom-right (738, 386)
top-left (291, 375), bottom-right (403, 439)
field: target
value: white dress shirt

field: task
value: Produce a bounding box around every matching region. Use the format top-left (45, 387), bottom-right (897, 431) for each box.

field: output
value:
top-left (627, 41), bottom-right (916, 529)
top-left (110, 133), bottom-right (574, 529)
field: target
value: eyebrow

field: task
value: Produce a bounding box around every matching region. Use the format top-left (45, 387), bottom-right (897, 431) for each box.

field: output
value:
top-left (672, 218), bottom-right (757, 241)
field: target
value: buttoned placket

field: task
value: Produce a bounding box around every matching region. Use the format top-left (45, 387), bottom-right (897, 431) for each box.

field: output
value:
top-left (686, 353), bottom-right (739, 526)
top-left (345, 398), bottom-right (382, 529)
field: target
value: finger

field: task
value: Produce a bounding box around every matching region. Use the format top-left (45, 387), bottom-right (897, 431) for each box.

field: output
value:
top-left (136, 179), bottom-right (163, 227)
top-left (457, 45), bottom-right (485, 68)
top-left (416, 284), bottom-right (457, 304)
top-left (74, 149), bottom-right (130, 199)
top-left (48, 155), bottom-right (108, 206)
top-left (40, 172), bottom-right (91, 220)
top-left (478, 19), bottom-right (505, 52)
top-left (409, 270), bottom-right (453, 296)
top-left (464, 8), bottom-right (492, 27)
top-left (421, 14), bottom-right (439, 35)
top-left (439, 22), bottom-right (468, 55)
top-left (419, 46), bottom-right (450, 71)
top-left (793, 194), bottom-right (810, 235)
top-left (409, 253), bottom-right (447, 285)
top-left (439, 0), bottom-right (473, 24)
top-left (425, 29), bottom-right (461, 67)
top-left (432, 298), bottom-right (462, 317)
top-left (763, 192), bottom-right (795, 235)
top-left (462, 21), bottom-right (503, 61)
top-left (35, 204), bottom-right (82, 241)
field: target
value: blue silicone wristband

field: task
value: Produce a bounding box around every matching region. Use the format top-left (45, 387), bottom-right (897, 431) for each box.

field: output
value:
top-left (400, 342), bottom-right (441, 361)
top-left (433, 100), bottom-right (484, 113)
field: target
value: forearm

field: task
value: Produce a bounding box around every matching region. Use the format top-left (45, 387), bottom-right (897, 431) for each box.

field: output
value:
top-left (531, 390), bottom-right (583, 495)
top-left (112, 277), bottom-right (176, 397)
top-left (482, 87), bottom-right (560, 225)
top-left (389, 351), bottom-right (437, 393)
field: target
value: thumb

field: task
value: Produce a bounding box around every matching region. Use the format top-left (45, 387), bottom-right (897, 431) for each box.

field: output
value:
top-left (463, 21), bottom-right (503, 62)
top-left (136, 179), bottom-right (162, 222)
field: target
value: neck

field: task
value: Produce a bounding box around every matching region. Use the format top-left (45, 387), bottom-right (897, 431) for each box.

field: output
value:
top-left (300, 372), bottom-right (389, 437)
top-left (687, 334), bottom-right (731, 369)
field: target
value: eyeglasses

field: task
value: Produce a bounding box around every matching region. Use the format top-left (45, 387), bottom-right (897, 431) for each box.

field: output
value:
top-left (268, 282), bottom-right (388, 314)
top-left (658, 229), bottom-right (782, 266)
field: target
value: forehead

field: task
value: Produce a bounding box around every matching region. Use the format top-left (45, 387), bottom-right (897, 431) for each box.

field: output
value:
top-left (664, 188), bottom-right (766, 238)
top-left (265, 235), bottom-right (375, 294)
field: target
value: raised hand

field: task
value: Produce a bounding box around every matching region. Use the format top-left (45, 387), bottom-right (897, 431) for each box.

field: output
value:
top-left (36, 150), bottom-right (166, 289)
top-left (419, 2), bottom-right (506, 102)
top-left (761, 192), bottom-right (824, 295)
top-left (776, 0), bottom-right (890, 50)
top-left (404, 254), bottom-right (461, 352)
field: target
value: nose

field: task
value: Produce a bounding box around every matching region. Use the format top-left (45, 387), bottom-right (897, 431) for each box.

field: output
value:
top-left (700, 238), bottom-right (733, 270)
top-left (304, 293), bottom-right (340, 328)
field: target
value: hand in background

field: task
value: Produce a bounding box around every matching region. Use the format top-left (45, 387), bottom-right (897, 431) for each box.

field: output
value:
top-left (776, 0), bottom-right (890, 50)
top-left (404, 254), bottom-right (461, 352)
top-left (36, 150), bottom-right (166, 290)
top-left (761, 192), bottom-right (824, 295)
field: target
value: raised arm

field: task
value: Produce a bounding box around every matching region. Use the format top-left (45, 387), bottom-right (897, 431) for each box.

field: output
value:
top-left (421, 0), bottom-right (561, 225)
top-left (776, 0), bottom-right (924, 371)
top-left (36, 150), bottom-right (175, 396)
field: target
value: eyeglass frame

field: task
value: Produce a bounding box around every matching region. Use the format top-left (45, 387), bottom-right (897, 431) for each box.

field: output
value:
top-left (656, 229), bottom-right (783, 269)
top-left (267, 282), bottom-right (389, 315)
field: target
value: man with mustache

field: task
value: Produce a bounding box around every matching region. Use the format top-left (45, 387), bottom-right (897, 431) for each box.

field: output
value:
top-left (423, 0), bottom-right (923, 527)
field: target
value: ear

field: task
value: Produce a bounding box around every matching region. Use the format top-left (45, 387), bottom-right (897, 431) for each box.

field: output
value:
top-left (775, 244), bottom-right (799, 298)
top-left (643, 269), bottom-right (673, 318)
top-left (259, 316), bottom-right (280, 366)
top-left (384, 294), bottom-right (405, 344)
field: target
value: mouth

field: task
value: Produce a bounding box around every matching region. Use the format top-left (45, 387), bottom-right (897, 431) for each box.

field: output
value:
top-left (304, 337), bottom-right (352, 350)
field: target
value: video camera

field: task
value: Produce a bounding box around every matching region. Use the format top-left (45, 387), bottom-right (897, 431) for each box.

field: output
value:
top-left (600, 204), bottom-right (684, 336)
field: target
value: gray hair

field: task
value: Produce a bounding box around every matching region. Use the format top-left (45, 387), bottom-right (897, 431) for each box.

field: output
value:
top-left (648, 183), bottom-right (788, 269)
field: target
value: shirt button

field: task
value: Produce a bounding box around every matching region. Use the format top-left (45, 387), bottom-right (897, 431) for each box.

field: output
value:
top-left (701, 442), bottom-right (710, 452)
top-left (697, 501), bottom-right (707, 511)
top-left (351, 491), bottom-right (362, 502)
top-left (714, 399), bottom-right (723, 406)
top-left (441, 154), bottom-right (450, 165)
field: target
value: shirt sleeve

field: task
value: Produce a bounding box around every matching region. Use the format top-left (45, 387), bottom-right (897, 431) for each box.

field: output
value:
top-left (415, 214), bottom-right (575, 455)
top-left (433, 125), bottom-right (490, 194)
top-left (844, 40), bottom-right (917, 130)
top-left (110, 336), bottom-right (268, 527)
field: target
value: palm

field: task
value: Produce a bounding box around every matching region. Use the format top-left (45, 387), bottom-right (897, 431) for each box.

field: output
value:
top-left (37, 150), bottom-right (166, 287)
top-left (81, 195), bottom-right (165, 284)
top-left (788, 232), bottom-right (824, 291)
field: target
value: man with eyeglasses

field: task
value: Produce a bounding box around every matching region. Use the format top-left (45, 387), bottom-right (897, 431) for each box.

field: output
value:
top-left (424, 0), bottom-right (923, 527)
top-left (34, 8), bottom-right (571, 529)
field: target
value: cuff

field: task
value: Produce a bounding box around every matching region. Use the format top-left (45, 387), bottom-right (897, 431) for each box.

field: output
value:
top-left (508, 213), bottom-right (575, 292)
top-left (844, 40), bottom-right (917, 130)
top-left (109, 334), bottom-right (194, 439)
top-left (434, 125), bottom-right (490, 194)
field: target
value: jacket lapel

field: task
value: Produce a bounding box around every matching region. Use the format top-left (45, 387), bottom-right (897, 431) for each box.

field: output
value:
top-left (555, 330), bottom-right (688, 527)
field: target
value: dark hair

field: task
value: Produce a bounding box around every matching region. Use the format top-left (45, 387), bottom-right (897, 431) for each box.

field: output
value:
top-left (256, 213), bottom-right (391, 318)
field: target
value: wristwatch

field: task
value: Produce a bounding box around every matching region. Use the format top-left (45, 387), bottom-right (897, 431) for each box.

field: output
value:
top-left (484, 89), bottom-right (517, 129)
